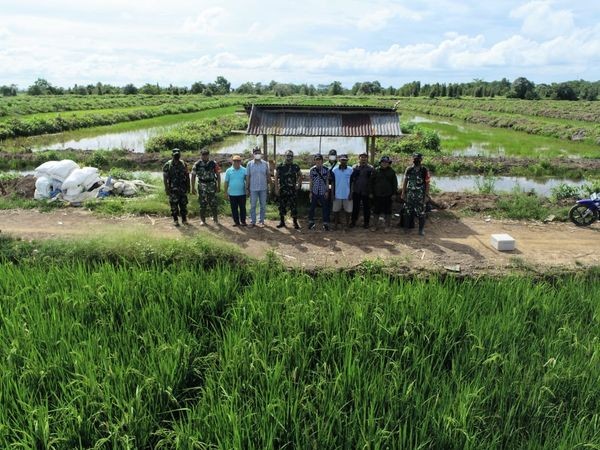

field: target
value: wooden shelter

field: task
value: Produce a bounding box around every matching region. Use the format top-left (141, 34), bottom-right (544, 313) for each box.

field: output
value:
top-left (244, 104), bottom-right (402, 164)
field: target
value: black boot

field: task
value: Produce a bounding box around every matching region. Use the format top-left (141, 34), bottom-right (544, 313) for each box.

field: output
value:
top-left (172, 214), bottom-right (180, 227)
top-left (276, 215), bottom-right (286, 228)
top-left (418, 216), bottom-right (425, 236)
top-left (293, 217), bottom-right (301, 229)
top-left (181, 214), bottom-right (188, 225)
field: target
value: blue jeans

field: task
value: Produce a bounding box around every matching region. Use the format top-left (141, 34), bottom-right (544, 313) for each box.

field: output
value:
top-left (250, 190), bottom-right (267, 224)
top-left (308, 193), bottom-right (330, 224)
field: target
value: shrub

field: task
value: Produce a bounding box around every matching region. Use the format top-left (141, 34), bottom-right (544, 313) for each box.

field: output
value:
top-left (550, 183), bottom-right (581, 201)
top-left (497, 188), bottom-right (547, 220)
top-left (475, 171), bottom-right (497, 194)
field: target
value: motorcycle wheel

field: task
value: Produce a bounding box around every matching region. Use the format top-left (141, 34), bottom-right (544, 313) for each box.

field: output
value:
top-left (569, 205), bottom-right (598, 226)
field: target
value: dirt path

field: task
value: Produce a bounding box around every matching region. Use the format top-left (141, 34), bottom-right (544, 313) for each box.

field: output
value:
top-left (1, 209), bottom-right (598, 273)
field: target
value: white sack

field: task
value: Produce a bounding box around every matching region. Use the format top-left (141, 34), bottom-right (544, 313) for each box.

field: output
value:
top-left (34, 160), bottom-right (79, 181)
top-left (62, 167), bottom-right (101, 193)
top-left (34, 176), bottom-right (63, 200)
top-left (34, 176), bottom-right (52, 200)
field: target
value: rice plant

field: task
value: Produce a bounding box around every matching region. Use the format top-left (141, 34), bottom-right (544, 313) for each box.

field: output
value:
top-left (0, 248), bottom-right (599, 449)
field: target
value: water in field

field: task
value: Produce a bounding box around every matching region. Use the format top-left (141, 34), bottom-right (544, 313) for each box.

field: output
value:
top-left (207, 134), bottom-right (368, 156)
top-left (400, 111), bottom-right (600, 158)
top-left (7, 169), bottom-right (587, 196)
top-left (35, 126), bottom-right (173, 153)
top-left (430, 175), bottom-right (587, 196)
top-left (5, 108), bottom-right (598, 158)
top-left (7, 108), bottom-right (239, 153)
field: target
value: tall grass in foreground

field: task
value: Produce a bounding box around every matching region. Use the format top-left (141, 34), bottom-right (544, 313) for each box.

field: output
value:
top-left (0, 260), bottom-right (599, 449)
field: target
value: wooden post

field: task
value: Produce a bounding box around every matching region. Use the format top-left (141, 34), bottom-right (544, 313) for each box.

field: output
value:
top-left (262, 134), bottom-right (268, 158)
top-left (371, 136), bottom-right (376, 163)
top-left (273, 135), bottom-right (277, 162)
top-left (366, 137), bottom-right (372, 164)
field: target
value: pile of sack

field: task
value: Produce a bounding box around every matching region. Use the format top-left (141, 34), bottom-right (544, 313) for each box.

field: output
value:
top-left (34, 160), bottom-right (101, 201)
top-left (34, 159), bottom-right (154, 204)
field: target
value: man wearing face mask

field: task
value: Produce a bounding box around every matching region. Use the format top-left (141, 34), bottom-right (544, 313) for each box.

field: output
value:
top-left (275, 150), bottom-right (302, 229)
top-left (163, 148), bottom-right (190, 227)
top-left (246, 147), bottom-right (272, 227)
top-left (331, 154), bottom-right (354, 231)
top-left (325, 149), bottom-right (338, 171)
top-left (401, 152), bottom-right (431, 236)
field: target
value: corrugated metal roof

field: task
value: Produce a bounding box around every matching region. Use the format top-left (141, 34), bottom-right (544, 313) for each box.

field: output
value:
top-left (246, 104), bottom-right (402, 137)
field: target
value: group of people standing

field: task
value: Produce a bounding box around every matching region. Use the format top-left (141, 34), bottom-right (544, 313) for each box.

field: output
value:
top-left (163, 147), bottom-right (430, 235)
top-left (307, 149), bottom-right (430, 234)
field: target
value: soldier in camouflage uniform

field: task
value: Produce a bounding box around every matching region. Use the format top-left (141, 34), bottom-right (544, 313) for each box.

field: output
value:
top-left (191, 149), bottom-right (221, 225)
top-left (275, 150), bottom-right (302, 229)
top-left (163, 148), bottom-right (190, 226)
top-left (400, 152), bottom-right (431, 236)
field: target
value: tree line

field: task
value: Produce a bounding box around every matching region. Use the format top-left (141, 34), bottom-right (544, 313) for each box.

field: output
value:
top-left (2, 76), bottom-right (599, 101)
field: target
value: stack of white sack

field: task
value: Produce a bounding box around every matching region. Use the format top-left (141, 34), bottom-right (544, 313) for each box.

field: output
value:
top-left (61, 167), bottom-right (103, 203)
top-left (33, 160), bottom-right (80, 199)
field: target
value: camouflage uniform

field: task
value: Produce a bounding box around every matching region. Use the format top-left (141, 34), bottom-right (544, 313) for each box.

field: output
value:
top-left (163, 159), bottom-right (189, 220)
top-left (192, 159), bottom-right (220, 220)
top-left (276, 162), bottom-right (301, 218)
top-left (403, 165), bottom-right (430, 227)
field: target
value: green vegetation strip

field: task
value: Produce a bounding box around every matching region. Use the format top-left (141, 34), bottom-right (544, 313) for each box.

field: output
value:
top-left (0, 97), bottom-right (244, 140)
top-left (401, 97), bottom-right (600, 123)
top-left (145, 114), bottom-right (248, 153)
top-left (0, 236), bottom-right (599, 448)
top-left (0, 94), bottom-right (225, 117)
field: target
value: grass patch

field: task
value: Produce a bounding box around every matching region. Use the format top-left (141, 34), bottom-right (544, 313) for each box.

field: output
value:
top-left (496, 189), bottom-right (554, 220)
top-left (0, 245), bottom-right (599, 448)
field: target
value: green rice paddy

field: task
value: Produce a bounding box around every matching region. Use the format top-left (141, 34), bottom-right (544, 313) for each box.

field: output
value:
top-left (1, 236), bottom-right (599, 449)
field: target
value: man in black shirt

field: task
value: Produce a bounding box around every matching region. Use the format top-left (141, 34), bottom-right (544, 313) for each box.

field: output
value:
top-left (350, 153), bottom-right (373, 229)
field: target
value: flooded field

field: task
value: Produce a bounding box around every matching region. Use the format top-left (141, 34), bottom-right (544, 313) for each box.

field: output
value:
top-left (3, 109), bottom-right (594, 160)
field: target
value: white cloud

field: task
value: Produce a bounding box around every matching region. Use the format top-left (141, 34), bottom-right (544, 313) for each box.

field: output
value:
top-left (182, 7), bottom-right (228, 34)
top-left (1, 0), bottom-right (599, 86)
top-left (357, 5), bottom-right (423, 31)
top-left (510, 1), bottom-right (575, 40)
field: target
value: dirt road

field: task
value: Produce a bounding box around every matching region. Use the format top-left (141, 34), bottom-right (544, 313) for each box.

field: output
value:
top-left (1, 209), bottom-right (598, 273)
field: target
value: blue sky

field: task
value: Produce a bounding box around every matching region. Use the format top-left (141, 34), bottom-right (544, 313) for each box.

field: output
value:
top-left (1, 0), bottom-right (599, 88)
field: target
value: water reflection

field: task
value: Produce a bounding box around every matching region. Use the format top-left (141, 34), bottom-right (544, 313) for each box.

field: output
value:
top-left (208, 135), bottom-right (368, 155)
top-left (32, 126), bottom-right (175, 153)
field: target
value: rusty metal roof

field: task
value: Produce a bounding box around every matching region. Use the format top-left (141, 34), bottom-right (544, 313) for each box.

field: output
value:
top-left (245, 104), bottom-right (402, 137)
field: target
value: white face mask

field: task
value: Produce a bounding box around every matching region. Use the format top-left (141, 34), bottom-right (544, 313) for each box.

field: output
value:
top-left (254, 154), bottom-right (262, 160)
top-left (329, 156), bottom-right (336, 162)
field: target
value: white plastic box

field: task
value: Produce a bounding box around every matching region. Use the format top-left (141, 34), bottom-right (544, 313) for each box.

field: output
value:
top-left (491, 234), bottom-right (516, 251)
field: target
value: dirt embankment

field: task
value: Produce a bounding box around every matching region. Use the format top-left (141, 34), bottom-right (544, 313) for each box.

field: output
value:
top-left (0, 175), bottom-right (36, 198)
top-left (0, 208), bottom-right (598, 275)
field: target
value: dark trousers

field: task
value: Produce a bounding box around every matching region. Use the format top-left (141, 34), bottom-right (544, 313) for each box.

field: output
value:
top-left (229, 195), bottom-right (247, 225)
top-left (351, 193), bottom-right (371, 226)
top-left (308, 193), bottom-right (330, 224)
top-left (168, 191), bottom-right (188, 219)
top-left (373, 196), bottom-right (392, 215)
